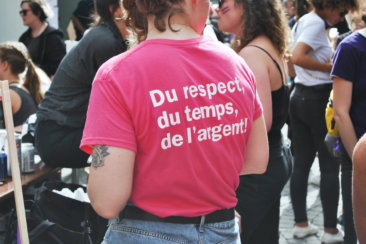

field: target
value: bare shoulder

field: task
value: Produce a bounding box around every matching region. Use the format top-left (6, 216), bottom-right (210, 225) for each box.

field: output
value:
top-left (240, 36), bottom-right (277, 61)
top-left (9, 88), bottom-right (22, 112)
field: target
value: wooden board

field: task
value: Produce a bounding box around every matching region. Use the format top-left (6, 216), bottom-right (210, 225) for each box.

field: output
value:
top-left (1, 80), bottom-right (29, 244)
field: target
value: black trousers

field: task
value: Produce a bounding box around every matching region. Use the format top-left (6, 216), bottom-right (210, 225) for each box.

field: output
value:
top-left (35, 120), bottom-right (89, 168)
top-left (289, 84), bottom-right (340, 228)
top-left (236, 136), bottom-right (290, 244)
top-left (340, 153), bottom-right (358, 243)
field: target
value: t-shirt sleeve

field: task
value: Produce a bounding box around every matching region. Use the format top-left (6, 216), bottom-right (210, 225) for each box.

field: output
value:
top-left (297, 20), bottom-right (325, 51)
top-left (331, 42), bottom-right (357, 83)
top-left (80, 68), bottom-right (136, 155)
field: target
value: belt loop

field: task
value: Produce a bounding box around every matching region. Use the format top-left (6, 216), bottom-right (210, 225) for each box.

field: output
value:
top-left (199, 215), bottom-right (206, 233)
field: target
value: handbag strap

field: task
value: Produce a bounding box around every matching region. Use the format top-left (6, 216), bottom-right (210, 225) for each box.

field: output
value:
top-left (29, 219), bottom-right (63, 244)
top-left (247, 45), bottom-right (285, 84)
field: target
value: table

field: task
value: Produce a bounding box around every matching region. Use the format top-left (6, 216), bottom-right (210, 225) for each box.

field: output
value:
top-left (0, 162), bottom-right (59, 200)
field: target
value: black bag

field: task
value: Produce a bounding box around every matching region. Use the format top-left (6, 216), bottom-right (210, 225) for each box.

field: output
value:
top-left (5, 181), bottom-right (108, 244)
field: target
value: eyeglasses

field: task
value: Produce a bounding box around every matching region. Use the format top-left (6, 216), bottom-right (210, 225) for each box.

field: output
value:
top-left (218, 0), bottom-right (224, 8)
top-left (19, 9), bottom-right (30, 15)
top-left (339, 9), bottom-right (348, 18)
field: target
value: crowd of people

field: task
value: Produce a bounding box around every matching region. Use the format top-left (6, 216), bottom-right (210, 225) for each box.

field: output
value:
top-left (0, 0), bottom-right (365, 243)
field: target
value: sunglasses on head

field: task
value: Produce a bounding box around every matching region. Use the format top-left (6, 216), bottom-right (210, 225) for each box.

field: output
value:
top-left (339, 9), bottom-right (348, 18)
top-left (218, 0), bottom-right (224, 8)
top-left (19, 9), bottom-right (30, 15)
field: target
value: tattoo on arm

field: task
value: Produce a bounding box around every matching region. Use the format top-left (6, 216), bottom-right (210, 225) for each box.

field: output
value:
top-left (92, 145), bottom-right (110, 169)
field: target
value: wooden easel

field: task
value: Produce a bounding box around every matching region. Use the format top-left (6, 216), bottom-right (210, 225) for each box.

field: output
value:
top-left (1, 80), bottom-right (29, 244)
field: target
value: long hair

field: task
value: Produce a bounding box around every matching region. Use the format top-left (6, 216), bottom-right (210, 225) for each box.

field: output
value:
top-left (123, 0), bottom-right (184, 43)
top-left (93, 0), bottom-right (122, 26)
top-left (0, 42), bottom-right (44, 105)
top-left (231, 0), bottom-right (291, 59)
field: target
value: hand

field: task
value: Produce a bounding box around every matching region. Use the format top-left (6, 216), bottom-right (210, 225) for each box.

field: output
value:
top-left (235, 210), bottom-right (242, 234)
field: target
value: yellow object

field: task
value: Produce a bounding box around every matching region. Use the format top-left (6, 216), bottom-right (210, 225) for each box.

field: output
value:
top-left (325, 90), bottom-right (339, 137)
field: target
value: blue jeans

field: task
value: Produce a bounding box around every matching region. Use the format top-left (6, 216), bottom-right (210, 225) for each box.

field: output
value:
top-left (102, 217), bottom-right (240, 244)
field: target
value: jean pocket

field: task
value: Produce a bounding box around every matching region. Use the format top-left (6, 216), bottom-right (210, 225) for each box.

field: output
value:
top-left (205, 220), bottom-right (239, 244)
top-left (206, 220), bottom-right (235, 230)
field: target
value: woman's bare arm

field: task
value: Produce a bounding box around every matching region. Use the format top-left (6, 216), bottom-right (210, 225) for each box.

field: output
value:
top-left (333, 77), bottom-right (357, 157)
top-left (87, 145), bottom-right (135, 219)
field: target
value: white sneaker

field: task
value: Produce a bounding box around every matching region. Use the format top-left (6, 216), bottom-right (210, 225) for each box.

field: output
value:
top-left (293, 223), bottom-right (319, 238)
top-left (321, 230), bottom-right (344, 243)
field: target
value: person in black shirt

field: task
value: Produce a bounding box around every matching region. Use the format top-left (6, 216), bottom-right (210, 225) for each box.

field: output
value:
top-left (18, 0), bottom-right (66, 78)
top-left (35, 0), bottom-right (129, 168)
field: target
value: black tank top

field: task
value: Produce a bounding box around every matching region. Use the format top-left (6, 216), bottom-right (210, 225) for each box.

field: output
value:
top-left (248, 45), bottom-right (290, 143)
top-left (10, 86), bottom-right (37, 126)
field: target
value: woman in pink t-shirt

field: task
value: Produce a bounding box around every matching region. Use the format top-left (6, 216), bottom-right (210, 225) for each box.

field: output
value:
top-left (81, 0), bottom-right (268, 243)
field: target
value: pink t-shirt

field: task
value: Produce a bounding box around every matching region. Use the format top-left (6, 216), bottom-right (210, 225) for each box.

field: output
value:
top-left (81, 36), bottom-right (263, 217)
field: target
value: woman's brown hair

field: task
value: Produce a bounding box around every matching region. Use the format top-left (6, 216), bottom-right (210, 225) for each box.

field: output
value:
top-left (232, 0), bottom-right (291, 59)
top-left (0, 42), bottom-right (44, 105)
top-left (93, 0), bottom-right (122, 26)
top-left (123, 0), bottom-right (184, 43)
top-left (295, 0), bottom-right (312, 20)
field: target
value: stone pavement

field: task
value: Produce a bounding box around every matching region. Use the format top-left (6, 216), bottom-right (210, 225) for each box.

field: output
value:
top-left (278, 158), bottom-right (343, 244)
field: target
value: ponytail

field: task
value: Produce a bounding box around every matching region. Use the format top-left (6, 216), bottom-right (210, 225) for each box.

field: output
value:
top-left (23, 60), bottom-right (44, 105)
top-left (0, 42), bottom-right (44, 105)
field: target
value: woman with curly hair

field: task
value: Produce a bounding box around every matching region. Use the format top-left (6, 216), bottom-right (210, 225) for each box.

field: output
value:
top-left (81, 0), bottom-right (269, 243)
top-left (290, 0), bottom-right (359, 242)
top-left (216, 0), bottom-right (292, 243)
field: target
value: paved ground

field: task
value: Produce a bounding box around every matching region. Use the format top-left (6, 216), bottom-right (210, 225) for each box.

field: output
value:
top-left (279, 159), bottom-right (343, 244)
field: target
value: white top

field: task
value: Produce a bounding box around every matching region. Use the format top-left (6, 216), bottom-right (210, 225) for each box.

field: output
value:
top-left (203, 24), bottom-right (218, 41)
top-left (359, 28), bottom-right (366, 38)
top-left (291, 11), bottom-right (333, 86)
